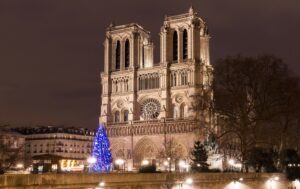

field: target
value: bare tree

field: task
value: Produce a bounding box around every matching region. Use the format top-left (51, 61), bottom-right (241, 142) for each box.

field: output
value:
top-left (159, 137), bottom-right (184, 171)
top-left (213, 55), bottom-right (299, 171)
top-left (0, 133), bottom-right (24, 174)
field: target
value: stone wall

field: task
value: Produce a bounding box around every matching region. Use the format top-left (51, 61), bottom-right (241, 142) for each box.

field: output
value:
top-left (0, 173), bottom-right (293, 189)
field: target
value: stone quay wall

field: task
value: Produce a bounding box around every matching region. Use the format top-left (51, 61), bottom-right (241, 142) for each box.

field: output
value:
top-left (0, 173), bottom-right (293, 189)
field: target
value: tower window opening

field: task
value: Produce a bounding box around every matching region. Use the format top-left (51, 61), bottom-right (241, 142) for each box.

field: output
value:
top-left (173, 31), bottom-right (178, 62)
top-left (183, 29), bottom-right (188, 60)
top-left (125, 40), bottom-right (130, 69)
top-left (115, 41), bottom-right (121, 70)
top-left (114, 111), bottom-right (120, 123)
top-left (142, 46), bottom-right (145, 68)
top-left (124, 110), bottom-right (129, 122)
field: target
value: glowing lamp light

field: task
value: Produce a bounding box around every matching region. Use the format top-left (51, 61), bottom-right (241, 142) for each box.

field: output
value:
top-left (87, 157), bottom-right (97, 164)
top-left (16, 163), bottom-right (24, 169)
top-left (99, 182), bottom-right (105, 187)
top-left (115, 159), bottom-right (125, 165)
top-left (274, 176), bottom-right (279, 181)
top-left (235, 163), bottom-right (242, 168)
top-left (95, 181), bottom-right (105, 189)
top-left (179, 160), bottom-right (186, 168)
top-left (228, 159), bottom-right (235, 165)
top-left (163, 161), bottom-right (169, 166)
top-left (141, 160), bottom-right (149, 166)
top-left (185, 178), bottom-right (193, 185)
top-left (239, 177), bottom-right (243, 181)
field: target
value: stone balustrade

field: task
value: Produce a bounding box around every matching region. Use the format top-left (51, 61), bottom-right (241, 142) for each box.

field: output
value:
top-left (106, 119), bottom-right (199, 137)
top-left (0, 173), bottom-right (293, 189)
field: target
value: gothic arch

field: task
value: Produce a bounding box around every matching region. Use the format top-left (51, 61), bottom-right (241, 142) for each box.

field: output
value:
top-left (110, 139), bottom-right (128, 159)
top-left (125, 39), bottom-right (130, 69)
top-left (115, 40), bottom-right (121, 70)
top-left (182, 29), bottom-right (188, 60)
top-left (133, 137), bottom-right (159, 162)
top-left (180, 103), bottom-right (185, 119)
top-left (173, 30), bottom-right (178, 62)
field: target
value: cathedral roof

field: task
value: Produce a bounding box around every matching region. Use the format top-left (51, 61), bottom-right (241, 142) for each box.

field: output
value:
top-left (164, 7), bottom-right (205, 24)
top-left (107, 23), bottom-right (150, 35)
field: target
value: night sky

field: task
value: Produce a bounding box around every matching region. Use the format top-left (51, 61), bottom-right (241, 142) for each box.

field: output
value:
top-left (0, 0), bottom-right (299, 129)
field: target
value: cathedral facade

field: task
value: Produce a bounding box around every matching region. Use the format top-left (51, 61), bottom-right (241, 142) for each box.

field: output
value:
top-left (100, 7), bottom-right (214, 171)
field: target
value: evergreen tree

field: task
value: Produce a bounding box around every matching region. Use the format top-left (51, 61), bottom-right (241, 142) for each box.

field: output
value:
top-left (91, 124), bottom-right (112, 172)
top-left (191, 141), bottom-right (209, 172)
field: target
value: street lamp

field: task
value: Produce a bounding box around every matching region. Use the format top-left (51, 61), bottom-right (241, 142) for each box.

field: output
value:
top-left (268, 176), bottom-right (279, 189)
top-left (115, 159), bottom-right (125, 171)
top-left (228, 159), bottom-right (235, 165)
top-left (178, 160), bottom-right (189, 172)
top-left (87, 156), bottom-right (97, 172)
top-left (228, 159), bottom-right (235, 172)
top-left (185, 178), bottom-right (193, 185)
top-left (141, 159), bottom-right (149, 166)
top-left (95, 181), bottom-right (105, 189)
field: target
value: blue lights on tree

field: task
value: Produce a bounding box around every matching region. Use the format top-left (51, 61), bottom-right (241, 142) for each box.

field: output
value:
top-left (91, 124), bottom-right (112, 172)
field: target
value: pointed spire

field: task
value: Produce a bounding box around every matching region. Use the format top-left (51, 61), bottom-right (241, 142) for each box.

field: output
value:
top-left (109, 21), bottom-right (115, 28)
top-left (189, 5), bottom-right (194, 15)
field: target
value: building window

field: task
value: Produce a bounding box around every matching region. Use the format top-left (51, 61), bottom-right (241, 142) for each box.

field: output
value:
top-left (125, 39), bottom-right (130, 69)
top-left (173, 105), bottom-right (178, 119)
top-left (181, 71), bottom-right (188, 86)
top-left (180, 104), bottom-right (185, 118)
top-left (173, 31), bottom-right (178, 62)
top-left (125, 79), bottom-right (129, 91)
top-left (183, 29), bottom-right (188, 60)
top-left (115, 40), bottom-right (121, 70)
top-left (114, 111), bottom-right (120, 123)
top-left (171, 72), bottom-right (177, 87)
top-left (138, 73), bottom-right (160, 90)
top-left (124, 110), bottom-right (129, 122)
top-left (142, 46), bottom-right (145, 68)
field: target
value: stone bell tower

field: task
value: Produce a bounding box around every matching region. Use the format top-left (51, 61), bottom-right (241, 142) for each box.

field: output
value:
top-left (159, 6), bottom-right (212, 120)
top-left (100, 23), bottom-right (154, 124)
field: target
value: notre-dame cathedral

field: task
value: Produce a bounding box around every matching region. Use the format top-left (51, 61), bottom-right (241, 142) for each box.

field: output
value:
top-left (100, 7), bottom-right (214, 171)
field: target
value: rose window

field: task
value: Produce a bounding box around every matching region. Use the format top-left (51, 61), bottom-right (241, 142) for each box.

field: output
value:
top-left (141, 98), bottom-right (161, 119)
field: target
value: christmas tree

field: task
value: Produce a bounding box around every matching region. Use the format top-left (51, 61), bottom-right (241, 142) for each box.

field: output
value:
top-left (190, 141), bottom-right (209, 172)
top-left (91, 124), bottom-right (112, 172)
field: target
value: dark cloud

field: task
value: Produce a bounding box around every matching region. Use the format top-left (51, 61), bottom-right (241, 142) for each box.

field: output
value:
top-left (0, 0), bottom-right (299, 128)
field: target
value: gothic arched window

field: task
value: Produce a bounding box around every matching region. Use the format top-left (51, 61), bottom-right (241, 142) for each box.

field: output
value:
top-left (173, 31), bottom-right (178, 62)
top-left (180, 104), bottom-right (185, 118)
top-left (124, 110), bottom-right (129, 122)
top-left (173, 105), bottom-right (178, 119)
top-left (183, 29), bottom-right (188, 60)
top-left (181, 71), bottom-right (188, 86)
top-left (115, 41), bottom-right (121, 70)
top-left (125, 39), bottom-right (130, 69)
top-left (114, 111), bottom-right (120, 123)
top-left (173, 72), bottom-right (177, 86)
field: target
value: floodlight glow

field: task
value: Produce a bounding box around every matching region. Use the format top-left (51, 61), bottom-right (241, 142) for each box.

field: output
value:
top-left (99, 182), bottom-right (105, 187)
top-left (185, 178), bottom-right (193, 185)
top-left (179, 160), bottom-right (185, 168)
top-left (87, 157), bottom-right (97, 164)
top-left (115, 159), bottom-right (125, 165)
top-left (228, 159), bottom-right (235, 165)
top-left (163, 161), bottom-right (169, 166)
top-left (141, 160), bottom-right (149, 166)
top-left (16, 163), bottom-right (24, 168)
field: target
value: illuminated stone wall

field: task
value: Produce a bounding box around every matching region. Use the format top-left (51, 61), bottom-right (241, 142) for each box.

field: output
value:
top-left (0, 173), bottom-right (295, 189)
